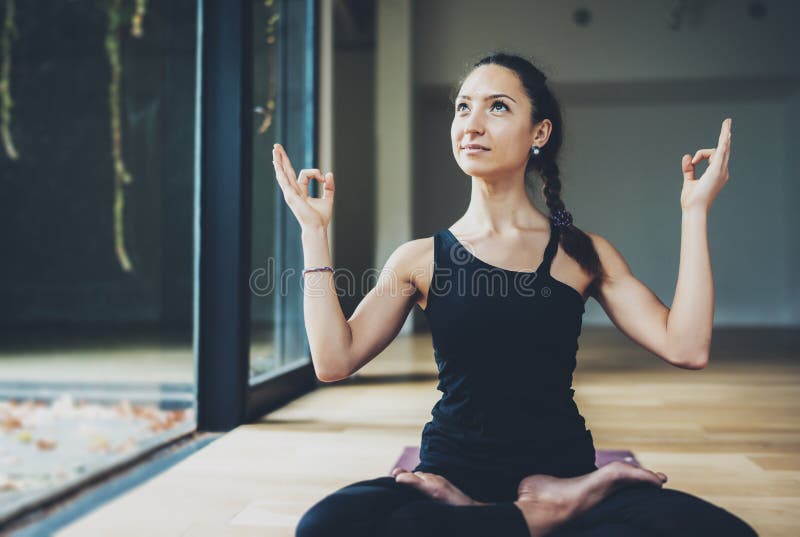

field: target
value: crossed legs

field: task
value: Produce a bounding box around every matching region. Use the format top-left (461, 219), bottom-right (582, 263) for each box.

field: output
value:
top-left (295, 461), bottom-right (681, 537)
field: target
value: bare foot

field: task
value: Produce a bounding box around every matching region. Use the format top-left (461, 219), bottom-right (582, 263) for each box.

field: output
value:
top-left (391, 467), bottom-right (488, 506)
top-left (513, 461), bottom-right (668, 537)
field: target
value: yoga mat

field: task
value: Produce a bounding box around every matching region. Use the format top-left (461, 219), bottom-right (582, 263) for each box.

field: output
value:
top-left (390, 446), bottom-right (639, 476)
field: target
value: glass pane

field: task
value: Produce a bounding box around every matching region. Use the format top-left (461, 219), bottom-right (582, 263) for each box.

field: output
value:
top-left (249, 0), bottom-right (312, 384)
top-left (0, 0), bottom-right (197, 521)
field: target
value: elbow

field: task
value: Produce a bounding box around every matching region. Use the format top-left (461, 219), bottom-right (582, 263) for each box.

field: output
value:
top-left (673, 352), bottom-right (709, 370)
top-left (316, 373), bottom-right (338, 383)
top-left (315, 367), bottom-right (347, 383)
top-left (683, 358), bottom-right (708, 370)
top-left (313, 360), bottom-right (352, 383)
top-left (309, 348), bottom-right (352, 382)
top-left (314, 368), bottom-right (333, 382)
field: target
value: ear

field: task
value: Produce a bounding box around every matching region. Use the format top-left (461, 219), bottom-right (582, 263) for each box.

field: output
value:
top-left (532, 119), bottom-right (553, 148)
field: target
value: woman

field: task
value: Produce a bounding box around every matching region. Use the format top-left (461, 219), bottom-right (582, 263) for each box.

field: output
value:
top-left (275, 52), bottom-right (757, 536)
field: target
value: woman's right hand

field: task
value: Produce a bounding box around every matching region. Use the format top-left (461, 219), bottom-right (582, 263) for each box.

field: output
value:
top-left (272, 143), bottom-right (335, 231)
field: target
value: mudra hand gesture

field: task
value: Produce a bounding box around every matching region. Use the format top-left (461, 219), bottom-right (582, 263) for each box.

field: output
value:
top-left (272, 143), bottom-right (336, 230)
top-left (680, 118), bottom-right (732, 212)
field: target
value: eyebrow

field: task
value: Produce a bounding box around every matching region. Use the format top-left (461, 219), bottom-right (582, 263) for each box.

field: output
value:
top-left (456, 93), bottom-right (517, 103)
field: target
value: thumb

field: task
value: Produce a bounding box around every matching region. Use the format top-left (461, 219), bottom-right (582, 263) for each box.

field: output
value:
top-left (681, 154), bottom-right (694, 182)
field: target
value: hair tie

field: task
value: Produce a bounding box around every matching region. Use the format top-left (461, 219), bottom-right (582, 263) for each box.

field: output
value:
top-left (550, 208), bottom-right (573, 229)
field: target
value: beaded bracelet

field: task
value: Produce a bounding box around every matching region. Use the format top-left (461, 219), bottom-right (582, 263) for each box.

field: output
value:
top-left (302, 265), bottom-right (334, 277)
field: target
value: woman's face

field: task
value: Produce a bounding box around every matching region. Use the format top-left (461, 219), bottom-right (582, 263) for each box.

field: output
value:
top-left (451, 64), bottom-right (536, 180)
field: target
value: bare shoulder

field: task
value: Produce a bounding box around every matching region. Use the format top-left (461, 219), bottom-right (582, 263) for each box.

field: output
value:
top-left (384, 236), bottom-right (433, 268)
top-left (381, 236), bottom-right (435, 286)
top-left (379, 236), bottom-right (435, 310)
top-left (583, 230), bottom-right (634, 295)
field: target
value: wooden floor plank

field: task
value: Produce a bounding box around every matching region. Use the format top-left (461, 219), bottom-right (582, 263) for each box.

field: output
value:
top-left (53, 328), bottom-right (799, 536)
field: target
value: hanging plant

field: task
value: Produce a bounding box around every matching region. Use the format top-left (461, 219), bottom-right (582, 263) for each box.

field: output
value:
top-left (257, 0), bottom-right (278, 134)
top-left (130, 0), bottom-right (146, 37)
top-left (104, 0), bottom-right (147, 273)
top-left (0, 0), bottom-right (18, 160)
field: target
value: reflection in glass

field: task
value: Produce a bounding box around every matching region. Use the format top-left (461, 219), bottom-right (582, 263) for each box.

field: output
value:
top-left (0, 0), bottom-right (197, 521)
top-left (249, 0), bottom-right (312, 383)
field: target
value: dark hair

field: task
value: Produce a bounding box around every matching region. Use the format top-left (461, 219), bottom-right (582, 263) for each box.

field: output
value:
top-left (451, 51), bottom-right (604, 285)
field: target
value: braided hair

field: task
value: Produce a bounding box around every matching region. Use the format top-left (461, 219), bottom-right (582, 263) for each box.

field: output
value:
top-left (453, 51), bottom-right (604, 283)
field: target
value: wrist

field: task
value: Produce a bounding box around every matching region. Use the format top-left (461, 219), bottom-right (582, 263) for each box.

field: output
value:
top-left (681, 205), bottom-right (708, 219)
top-left (301, 225), bottom-right (328, 240)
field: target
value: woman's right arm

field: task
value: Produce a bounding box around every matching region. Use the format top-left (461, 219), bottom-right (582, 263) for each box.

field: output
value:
top-left (272, 143), bottom-right (423, 382)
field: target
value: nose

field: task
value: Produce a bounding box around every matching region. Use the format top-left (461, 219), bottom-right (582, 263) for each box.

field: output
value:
top-left (462, 110), bottom-right (485, 136)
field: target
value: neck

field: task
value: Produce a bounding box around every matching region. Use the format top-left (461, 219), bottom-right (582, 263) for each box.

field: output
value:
top-left (460, 173), bottom-right (548, 235)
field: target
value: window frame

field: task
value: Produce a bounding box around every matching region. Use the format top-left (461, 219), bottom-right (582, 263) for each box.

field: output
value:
top-left (195, 0), bottom-right (320, 432)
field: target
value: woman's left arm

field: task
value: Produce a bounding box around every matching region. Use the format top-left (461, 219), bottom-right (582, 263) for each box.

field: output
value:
top-left (588, 118), bottom-right (732, 370)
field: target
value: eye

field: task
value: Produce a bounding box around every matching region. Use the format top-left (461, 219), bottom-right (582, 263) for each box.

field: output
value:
top-left (490, 100), bottom-right (508, 112)
top-left (455, 100), bottom-right (509, 113)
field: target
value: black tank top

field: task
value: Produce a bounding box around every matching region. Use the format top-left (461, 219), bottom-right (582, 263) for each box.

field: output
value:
top-left (417, 222), bottom-right (597, 479)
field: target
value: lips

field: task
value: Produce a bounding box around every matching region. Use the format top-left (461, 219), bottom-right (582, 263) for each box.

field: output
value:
top-left (461, 144), bottom-right (489, 150)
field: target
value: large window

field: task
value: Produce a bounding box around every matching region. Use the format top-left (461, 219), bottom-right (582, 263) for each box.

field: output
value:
top-left (249, 0), bottom-right (315, 384)
top-left (0, 0), bottom-right (198, 522)
top-left (0, 0), bottom-right (319, 525)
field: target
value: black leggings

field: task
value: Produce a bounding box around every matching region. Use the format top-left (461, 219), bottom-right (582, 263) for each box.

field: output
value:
top-left (295, 474), bottom-right (758, 537)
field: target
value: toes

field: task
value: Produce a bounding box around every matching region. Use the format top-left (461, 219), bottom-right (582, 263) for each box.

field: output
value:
top-left (396, 473), bottom-right (439, 497)
top-left (640, 469), bottom-right (666, 486)
top-left (619, 466), bottom-right (664, 487)
top-left (395, 472), bottom-right (421, 485)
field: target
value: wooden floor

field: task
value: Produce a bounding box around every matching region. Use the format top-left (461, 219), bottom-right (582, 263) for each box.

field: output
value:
top-left (53, 327), bottom-right (799, 536)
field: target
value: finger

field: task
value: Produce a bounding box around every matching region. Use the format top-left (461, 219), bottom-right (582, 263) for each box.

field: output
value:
top-left (391, 467), bottom-right (409, 477)
top-left (273, 144), bottom-right (301, 196)
top-left (720, 118), bottom-right (732, 170)
top-left (322, 172), bottom-right (336, 200)
top-left (272, 151), bottom-right (302, 199)
top-left (272, 145), bottom-right (303, 197)
top-left (691, 148), bottom-right (715, 165)
top-left (297, 169), bottom-right (324, 199)
top-left (681, 154), bottom-right (695, 182)
top-left (717, 118), bottom-right (732, 151)
top-left (276, 143), bottom-right (298, 183)
top-left (722, 138), bottom-right (731, 171)
top-left (298, 170), bottom-right (335, 201)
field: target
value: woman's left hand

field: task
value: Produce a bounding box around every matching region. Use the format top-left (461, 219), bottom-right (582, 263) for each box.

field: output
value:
top-left (680, 118), bottom-right (732, 212)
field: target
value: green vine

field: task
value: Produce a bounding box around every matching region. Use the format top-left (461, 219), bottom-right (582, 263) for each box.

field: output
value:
top-left (105, 0), bottom-right (147, 273)
top-left (0, 0), bottom-right (154, 273)
top-left (257, 0), bottom-right (279, 134)
top-left (0, 0), bottom-right (18, 160)
top-left (130, 0), bottom-right (146, 37)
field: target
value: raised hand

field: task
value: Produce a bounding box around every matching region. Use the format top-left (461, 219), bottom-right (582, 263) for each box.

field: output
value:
top-left (680, 118), bottom-right (732, 212)
top-left (272, 143), bottom-right (335, 231)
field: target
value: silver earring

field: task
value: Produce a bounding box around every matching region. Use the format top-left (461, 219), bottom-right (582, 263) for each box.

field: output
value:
top-left (531, 145), bottom-right (540, 155)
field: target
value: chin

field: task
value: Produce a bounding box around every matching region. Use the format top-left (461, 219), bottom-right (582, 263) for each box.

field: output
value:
top-left (460, 165), bottom-right (493, 177)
